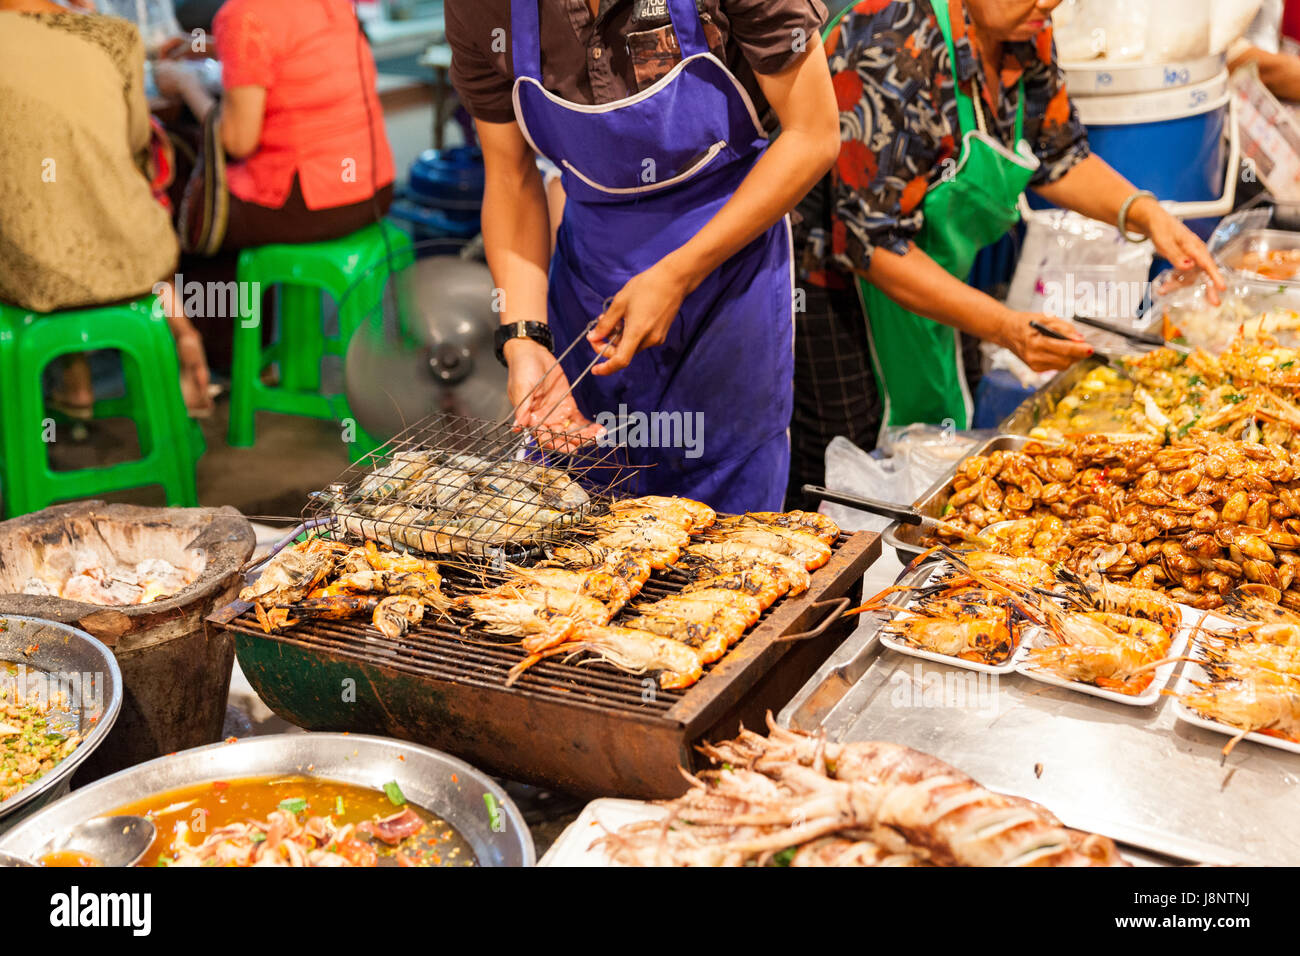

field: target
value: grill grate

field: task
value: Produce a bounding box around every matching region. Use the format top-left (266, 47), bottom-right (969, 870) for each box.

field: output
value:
top-left (222, 533), bottom-right (858, 716)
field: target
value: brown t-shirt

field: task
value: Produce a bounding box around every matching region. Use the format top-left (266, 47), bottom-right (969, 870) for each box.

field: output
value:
top-left (447, 0), bottom-right (827, 131)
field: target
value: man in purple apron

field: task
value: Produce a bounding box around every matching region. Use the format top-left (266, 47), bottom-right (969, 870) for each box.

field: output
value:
top-left (446, 0), bottom-right (839, 513)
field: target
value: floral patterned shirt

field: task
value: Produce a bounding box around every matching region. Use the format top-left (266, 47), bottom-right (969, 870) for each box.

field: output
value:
top-left (795, 0), bottom-right (1089, 288)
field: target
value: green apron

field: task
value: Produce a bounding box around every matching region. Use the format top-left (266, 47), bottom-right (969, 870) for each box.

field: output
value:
top-left (824, 0), bottom-right (1040, 434)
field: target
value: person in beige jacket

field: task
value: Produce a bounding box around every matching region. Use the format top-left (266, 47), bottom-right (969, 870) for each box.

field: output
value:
top-left (0, 0), bottom-right (211, 415)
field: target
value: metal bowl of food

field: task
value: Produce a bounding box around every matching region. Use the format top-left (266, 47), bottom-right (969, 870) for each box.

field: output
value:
top-left (0, 733), bottom-right (535, 866)
top-left (0, 615), bottom-right (123, 832)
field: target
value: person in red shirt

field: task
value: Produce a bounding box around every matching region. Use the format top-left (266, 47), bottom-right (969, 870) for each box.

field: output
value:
top-left (155, 0), bottom-right (396, 251)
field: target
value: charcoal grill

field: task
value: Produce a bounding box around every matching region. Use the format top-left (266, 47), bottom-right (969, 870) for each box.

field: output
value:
top-left (212, 531), bottom-right (879, 799)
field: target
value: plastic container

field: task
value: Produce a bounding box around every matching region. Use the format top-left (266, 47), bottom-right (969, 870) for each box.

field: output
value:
top-left (394, 146), bottom-right (485, 242)
top-left (1073, 72), bottom-right (1229, 206)
top-left (1233, 65), bottom-right (1300, 203)
top-left (1062, 54), bottom-right (1225, 95)
top-left (1151, 271), bottom-right (1300, 352)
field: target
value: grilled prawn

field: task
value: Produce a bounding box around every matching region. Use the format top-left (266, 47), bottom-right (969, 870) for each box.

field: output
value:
top-left (702, 525), bottom-right (831, 571)
top-left (1061, 570), bottom-right (1182, 632)
top-left (715, 510), bottom-right (840, 546)
top-left (685, 542), bottom-right (809, 584)
top-left (883, 610), bottom-right (1016, 664)
top-left (609, 495), bottom-right (717, 531)
top-left (639, 589), bottom-right (763, 625)
top-left (619, 618), bottom-right (737, 663)
top-left (460, 595), bottom-right (577, 650)
top-left (372, 594), bottom-right (425, 639)
top-left (1023, 640), bottom-right (1168, 694)
top-left (507, 623), bottom-right (705, 689)
top-left (1178, 677), bottom-right (1300, 752)
top-left (241, 538), bottom-right (339, 633)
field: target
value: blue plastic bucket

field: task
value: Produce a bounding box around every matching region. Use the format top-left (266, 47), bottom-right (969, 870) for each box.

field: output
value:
top-left (1072, 72), bottom-right (1229, 204)
top-left (408, 146), bottom-right (485, 205)
top-left (393, 146), bottom-right (485, 242)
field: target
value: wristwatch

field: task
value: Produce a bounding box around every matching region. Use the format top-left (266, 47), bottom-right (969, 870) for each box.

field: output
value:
top-left (494, 321), bottom-right (554, 366)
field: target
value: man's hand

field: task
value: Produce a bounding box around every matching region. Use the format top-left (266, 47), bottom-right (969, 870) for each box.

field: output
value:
top-left (504, 337), bottom-right (601, 449)
top-left (587, 259), bottom-right (692, 375)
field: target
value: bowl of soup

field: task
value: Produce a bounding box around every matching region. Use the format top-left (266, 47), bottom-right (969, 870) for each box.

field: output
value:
top-left (0, 733), bottom-right (533, 866)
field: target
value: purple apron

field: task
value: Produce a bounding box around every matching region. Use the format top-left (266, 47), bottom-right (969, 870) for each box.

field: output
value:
top-left (510, 0), bottom-right (794, 513)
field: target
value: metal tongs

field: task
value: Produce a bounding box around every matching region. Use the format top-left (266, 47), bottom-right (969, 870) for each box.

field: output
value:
top-left (1064, 315), bottom-right (1192, 356)
top-left (802, 485), bottom-right (992, 548)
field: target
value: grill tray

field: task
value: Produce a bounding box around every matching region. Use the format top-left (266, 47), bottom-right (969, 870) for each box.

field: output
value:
top-left (211, 531), bottom-right (880, 798)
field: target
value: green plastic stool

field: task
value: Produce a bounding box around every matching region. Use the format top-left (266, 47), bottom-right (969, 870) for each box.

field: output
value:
top-left (0, 297), bottom-right (202, 518)
top-left (228, 221), bottom-right (413, 459)
top-left (0, 310), bottom-right (23, 513)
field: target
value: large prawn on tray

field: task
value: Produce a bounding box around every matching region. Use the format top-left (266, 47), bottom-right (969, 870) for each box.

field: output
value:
top-left (1171, 585), bottom-right (1300, 753)
top-left (594, 715), bottom-right (1129, 867)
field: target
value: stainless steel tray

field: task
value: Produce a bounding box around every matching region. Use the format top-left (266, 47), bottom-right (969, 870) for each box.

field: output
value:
top-left (1216, 227), bottom-right (1300, 288)
top-left (882, 433), bottom-right (1038, 558)
top-left (778, 600), bottom-right (1300, 866)
top-left (996, 358), bottom-right (1104, 436)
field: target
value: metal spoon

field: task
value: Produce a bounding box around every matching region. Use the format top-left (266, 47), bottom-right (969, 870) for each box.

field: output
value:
top-left (28, 815), bottom-right (157, 868)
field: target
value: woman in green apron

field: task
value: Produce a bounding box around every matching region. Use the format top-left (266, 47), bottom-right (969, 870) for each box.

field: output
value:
top-left (787, 0), bottom-right (1224, 507)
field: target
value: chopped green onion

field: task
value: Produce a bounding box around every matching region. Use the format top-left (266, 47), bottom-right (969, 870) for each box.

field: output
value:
top-left (335, 795), bottom-right (345, 817)
top-left (250, 833), bottom-right (267, 844)
top-left (484, 792), bottom-right (501, 831)
top-left (383, 780), bottom-right (406, 806)
top-left (278, 797), bottom-right (308, 814)
top-left (771, 847), bottom-right (797, 867)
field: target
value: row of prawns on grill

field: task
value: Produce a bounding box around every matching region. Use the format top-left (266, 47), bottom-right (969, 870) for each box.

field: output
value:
top-left (455, 496), bottom-right (840, 689)
top-left (863, 548), bottom-right (1183, 696)
top-left (596, 715), bottom-right (1128, 866)
top-left (240, 538), bottom-right (449, 639)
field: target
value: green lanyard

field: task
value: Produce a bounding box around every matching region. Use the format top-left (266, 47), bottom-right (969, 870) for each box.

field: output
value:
top-left (931, 0), bottom-right (1025, 144)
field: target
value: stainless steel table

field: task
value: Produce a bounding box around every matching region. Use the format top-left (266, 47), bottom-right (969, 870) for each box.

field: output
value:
top-left (779, 570), bottom-right (1300, 867)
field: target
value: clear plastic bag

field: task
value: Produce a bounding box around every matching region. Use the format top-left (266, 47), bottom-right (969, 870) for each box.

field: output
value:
top-left (96, 0), bottom-right (181, 53)
top-left (820, 428), bottom-right (982, 533)
top-left (1005, 209), bottom-right (1155, 350)
top-left (1053, 0), bottom-right (1149, 62)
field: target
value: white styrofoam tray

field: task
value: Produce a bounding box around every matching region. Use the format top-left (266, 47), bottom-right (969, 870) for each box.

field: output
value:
top-left (539, 799), bottom-right (665, 867)
top-left (1014, 604), bottom-right (1197, 706)
top-left (1169, 624), bottom-right (1300, 756)
top-left (877, 562), bottom-right (1029, 674)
